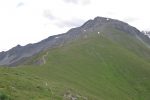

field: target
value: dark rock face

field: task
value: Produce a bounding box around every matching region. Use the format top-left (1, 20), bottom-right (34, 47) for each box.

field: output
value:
top-left (140, 31), bottom-right (150, 45)
top-left (0, 17), bottom-right (149, 66)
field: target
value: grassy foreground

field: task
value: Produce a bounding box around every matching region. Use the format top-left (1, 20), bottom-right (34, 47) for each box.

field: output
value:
top-left (0, 28), bottom-right (150, 100)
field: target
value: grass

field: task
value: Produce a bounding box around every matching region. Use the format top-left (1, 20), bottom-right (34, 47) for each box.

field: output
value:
top-left (0, 28), bottom-right (150, 100)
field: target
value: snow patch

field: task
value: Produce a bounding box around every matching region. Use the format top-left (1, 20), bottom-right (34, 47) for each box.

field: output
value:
top-left (55, 37), bottom-right (59, 39)
top-left (143, 32), bottom-right (150, 38)
top-left (98, 32), bottom-right (100, 34)
top-left (106, 18), bottom-right (109, 21)
top-left (147, 34), bottom-right (150, 38)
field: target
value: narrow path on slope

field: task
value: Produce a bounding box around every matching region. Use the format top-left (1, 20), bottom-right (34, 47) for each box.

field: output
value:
top-left (42, 52), bottom-right (49, 64)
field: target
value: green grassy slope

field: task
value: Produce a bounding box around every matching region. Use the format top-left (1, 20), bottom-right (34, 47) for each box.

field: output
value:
top-left (0, 28), bottom-right (150, 100)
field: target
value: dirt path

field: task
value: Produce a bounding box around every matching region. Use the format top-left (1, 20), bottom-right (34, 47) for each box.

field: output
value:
top-left (42, 52), bottom-right (49, 64)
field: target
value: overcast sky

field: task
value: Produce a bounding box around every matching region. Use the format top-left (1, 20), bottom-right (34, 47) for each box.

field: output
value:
top-left (0, 0), bottom-right (150, 51)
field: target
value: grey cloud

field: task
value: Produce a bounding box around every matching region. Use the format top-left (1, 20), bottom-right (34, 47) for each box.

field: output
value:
top-left (106, 11), bottom-right (116, 15)
top-left (63, 0), bottom-right (78, 4)
top-left (63, 0), bottom-right (91, 5)
top-left (16, 2), bottom-right (24, 8)
top-left (55, 18), bottom-right (86, 28)
top-left (123, 17), bottom-right (138, 23)
top-left (43, 10), bottom-right (57, 20)
top-left (82, 0), bottom-right (91, 5)
top-left (43, 9), bottom-right (85, 28)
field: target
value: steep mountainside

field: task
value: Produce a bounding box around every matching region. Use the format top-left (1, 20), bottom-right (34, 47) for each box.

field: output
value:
top-left (0, 17), bottom-right (150, 100)
top-left (0, 17), bottom-right (150, 66)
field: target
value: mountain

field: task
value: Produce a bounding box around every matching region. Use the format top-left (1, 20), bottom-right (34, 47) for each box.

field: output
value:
top-left (0, 17), bottom-right (150, 66)
top-left (0, 17), bottom-right (150, 100)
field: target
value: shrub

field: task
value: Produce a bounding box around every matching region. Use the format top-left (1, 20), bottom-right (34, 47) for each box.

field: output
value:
top-left (0, 92), bottom-right (10, 100)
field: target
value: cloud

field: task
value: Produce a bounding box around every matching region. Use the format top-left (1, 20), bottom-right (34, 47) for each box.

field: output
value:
top-left (106, 11), bottom-right (116, 16)
top-left (123, 17), bottom-right (139, 23)
top-left (63, 0), bottom-right (91, 5)
top-left (63, 0), bottom-right (78, 4)
top-left (55, 18), bottom-right (85, 28)
top-left (82, 0), bottom-right (91, 5)
top-left (43, 10), bottom-right (57, 20)
top-left (43, 9), bottom-right (86, 28)
top-left (16, 2), bottom-right (24, 8)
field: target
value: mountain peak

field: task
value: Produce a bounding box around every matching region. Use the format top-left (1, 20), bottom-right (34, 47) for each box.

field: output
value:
top-left (81, 16), bottom-right (113, 29)
top-left (0, 16), bottom-right (149, 66)
top-left (94, 16), bottom-right (111, 22)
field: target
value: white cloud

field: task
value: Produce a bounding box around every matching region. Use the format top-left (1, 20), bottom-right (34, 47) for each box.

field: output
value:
top-left (52, 18), bottom-right (86, 28)
top-left (0, 0), bottom-right (150, 51)
top-left (63, 0), bottom-right (91, 5)
top-left (43, 9), bottom-right (57, 20)
top-left (16, 2), bottom-right (24, 8)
